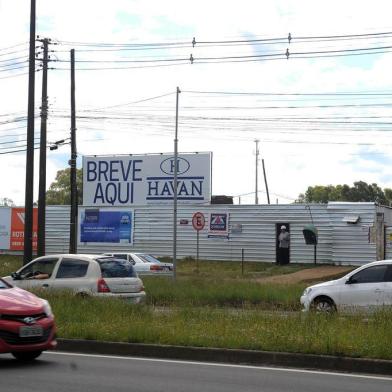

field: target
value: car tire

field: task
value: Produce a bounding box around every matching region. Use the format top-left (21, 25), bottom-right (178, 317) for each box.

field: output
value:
top-left (12, 350), bottom-right (43, 361)
top-left (311, 296), bottom-right (336, 313)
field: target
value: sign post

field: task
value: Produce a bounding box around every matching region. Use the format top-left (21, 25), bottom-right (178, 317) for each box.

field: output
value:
top-left (192, 212), bottom-right (205, 271)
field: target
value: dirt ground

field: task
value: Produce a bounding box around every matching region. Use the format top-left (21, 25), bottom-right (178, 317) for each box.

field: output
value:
top-left (258, 265), bottom-right (354, 285)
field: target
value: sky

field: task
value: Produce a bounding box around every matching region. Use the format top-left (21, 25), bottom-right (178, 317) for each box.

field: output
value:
top-left (1, 0), bottom-right (392, 205)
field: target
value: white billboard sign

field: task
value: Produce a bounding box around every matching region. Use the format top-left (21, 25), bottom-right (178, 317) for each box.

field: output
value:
top-left (0, 208), bottom-right (11, 250)
top-left (83, 153), bottom-right (212, 206)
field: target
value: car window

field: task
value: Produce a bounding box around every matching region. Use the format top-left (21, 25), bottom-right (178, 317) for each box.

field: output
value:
top-left (350, 265), bottom-right (388, 284)
top-left (0, 279), bottom-right (10, 289)
top-left (19, 258), bottom-right (58, 279)
top-left (113, 254), bottom-right (128, 260)
top-left (137, 254), bottom-right (161, 264)
top-left (97, 258), bottom-right (137, 278)
top-left (385, 265), bottom-right (392, 282)
top-left (56, 258), bottom-right (89, 279)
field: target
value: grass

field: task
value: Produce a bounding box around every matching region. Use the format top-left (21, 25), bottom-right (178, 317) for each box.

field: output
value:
top-left (143, 276), bottom-right (305, 310)
top-left (0, 255), bottom-right (22, 276)
top-left (162, 257), bottom-right (317, 280)
top-left (33, 291), bottom-right (392, 360)
top-left (4, 254), bottom-right (388, 360)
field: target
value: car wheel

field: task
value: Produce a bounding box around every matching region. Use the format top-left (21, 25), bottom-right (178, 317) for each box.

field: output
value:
top-left (311, 297), bottom-right (336, 313)
top-left (12, 350), bottom-right (43, 361)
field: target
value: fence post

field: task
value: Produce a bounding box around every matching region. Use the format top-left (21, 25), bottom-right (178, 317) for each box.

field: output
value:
top-left (241, 248), bottom-right (244, 276)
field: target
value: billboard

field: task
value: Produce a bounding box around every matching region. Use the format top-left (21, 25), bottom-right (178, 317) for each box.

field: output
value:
top-left (79, 208), bottom-right (134, 245)
top-left (83, 153), bottom-right (212, 206)
top-left (0, 208), bottom-right (11, 249)
top-left (0, 207), bottom-right (38, 251)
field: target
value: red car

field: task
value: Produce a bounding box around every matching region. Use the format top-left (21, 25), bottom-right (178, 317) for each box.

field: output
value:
top-left (0, 278), bottom-right (56, 360)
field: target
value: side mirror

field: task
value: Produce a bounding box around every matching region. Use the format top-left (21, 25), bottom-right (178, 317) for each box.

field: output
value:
top-left (346, 276), bottom-right (357, 284)
top-left (11, 272), bottom-right (20, 280)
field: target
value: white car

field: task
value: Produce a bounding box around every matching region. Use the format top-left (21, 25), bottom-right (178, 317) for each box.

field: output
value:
top-left (301, 260), bottom-right (392, 312)
top-left (3, 254), bottom-right (146, 303)
top-left (103, 253), bottom-right (173, 276)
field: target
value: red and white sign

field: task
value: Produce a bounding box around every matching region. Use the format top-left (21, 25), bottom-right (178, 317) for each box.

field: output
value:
top-left (192, 212), bottom-right (205, 231)
top-left (10, 208), bottom-right (38, 251)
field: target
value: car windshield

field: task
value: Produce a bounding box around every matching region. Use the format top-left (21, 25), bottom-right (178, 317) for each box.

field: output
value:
top-left (96, 257), bottom-right (137, 278)
top-left (137, 254), bottom-right (161, 264)
top-left (0, 279), bottom-right (10, 289)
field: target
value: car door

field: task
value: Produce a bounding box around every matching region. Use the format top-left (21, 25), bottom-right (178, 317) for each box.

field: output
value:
top-left (13, 257), bottom-right (59, 290)
top-left (52, 257), bottom-right (92, 293)
top-left (338, 264), bottom-right (388, 311)
top-left (129, 254), bottom-right (149, 274)
top-left (381, 265), bottom-right (392, 306)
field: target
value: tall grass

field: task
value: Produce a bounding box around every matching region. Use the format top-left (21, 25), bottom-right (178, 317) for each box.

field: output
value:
top-left (143, 277), bottom-right (305, 310)
top-left (38, 291), bottom-right (392, 360)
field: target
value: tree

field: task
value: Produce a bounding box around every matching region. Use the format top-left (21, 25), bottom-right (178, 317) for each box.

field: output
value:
top-left (46, 168), bottom-right (83, 205)
top-left (297, 181), bottom-right (392, 205)
top-left (0, 197), bottom-right (15, 206)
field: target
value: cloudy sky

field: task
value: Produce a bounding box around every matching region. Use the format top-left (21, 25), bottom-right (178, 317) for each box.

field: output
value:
top-left (1, 0), bottom-right (392, 205)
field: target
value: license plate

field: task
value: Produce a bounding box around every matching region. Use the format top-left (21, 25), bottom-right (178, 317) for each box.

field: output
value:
top-left (19, 325), bottom-right (43, 338)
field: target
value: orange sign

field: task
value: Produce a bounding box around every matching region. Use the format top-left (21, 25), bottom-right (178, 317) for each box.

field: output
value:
top-left (10, 208), bottom-right (38, 251)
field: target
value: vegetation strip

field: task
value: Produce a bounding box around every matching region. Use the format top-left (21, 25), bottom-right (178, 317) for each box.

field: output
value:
top-left (55, 339), bottom-right (392, 376)
top-left (3, 255), bottom-right (389, 362)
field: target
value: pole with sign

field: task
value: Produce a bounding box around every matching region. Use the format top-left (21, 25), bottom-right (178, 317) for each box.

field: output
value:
top-left (192, 212), bottom-right (205, 271)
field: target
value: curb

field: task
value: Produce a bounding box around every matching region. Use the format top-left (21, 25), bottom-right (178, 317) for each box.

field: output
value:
top-left (56, 339), bottom-right (392, 376)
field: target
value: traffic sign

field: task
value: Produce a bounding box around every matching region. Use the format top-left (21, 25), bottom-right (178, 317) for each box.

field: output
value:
top-left (192, 212), bottom-right (205, 231)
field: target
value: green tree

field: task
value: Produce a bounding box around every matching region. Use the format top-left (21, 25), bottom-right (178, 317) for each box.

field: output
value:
top-left (46, 168), bottom-right (83, 205)
top-left (0, 197), bottom-right (15, 206)
top-left (298, 181), bottom-right (392, 205)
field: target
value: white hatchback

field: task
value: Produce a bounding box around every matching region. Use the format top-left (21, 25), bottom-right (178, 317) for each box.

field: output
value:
top-left (3, 254), bottom-right (146, 303)
top-left (300, 260), bottom-right (392, 312)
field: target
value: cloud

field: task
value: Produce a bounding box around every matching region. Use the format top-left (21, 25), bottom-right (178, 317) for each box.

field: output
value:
top-left (1, 0), bottom-right (392, 205)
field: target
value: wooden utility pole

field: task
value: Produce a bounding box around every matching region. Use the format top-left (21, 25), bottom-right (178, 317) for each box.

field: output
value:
top-left (69, 49), bottom-right (78, 254)
top-left (37, 38), bottom-right (49, 256)
top-left (23, 0), bottom-right (36, 264)
top-left (262, 158), bottom-right (270, 204)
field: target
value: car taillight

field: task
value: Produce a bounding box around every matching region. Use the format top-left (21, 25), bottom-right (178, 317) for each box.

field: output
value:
top-left (97, 278), bottom-right (111, 293)
top-left (139, 285), bottom-right (145, 292)
top-left (150, 264), bottom-right (163, 271)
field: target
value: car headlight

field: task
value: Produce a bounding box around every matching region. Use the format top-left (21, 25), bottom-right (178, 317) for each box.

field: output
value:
top-left (302, 287), bottom-right (312, 296)
top-left (42, 300), bottom-right (54, 318)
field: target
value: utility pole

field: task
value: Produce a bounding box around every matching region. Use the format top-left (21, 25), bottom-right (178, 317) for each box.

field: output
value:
top-left (262, 158), bottom-right (271, 204)
top-left (37, 38), bottom-right (49, 257)
top-left (23, 0), bottom-right (36, 265)
top-left (172, 86), bottom-right (180, 280)
top-left (255, 139), bottom-right (259, 204)
top-left (69, 49), bottom-right (78, 254)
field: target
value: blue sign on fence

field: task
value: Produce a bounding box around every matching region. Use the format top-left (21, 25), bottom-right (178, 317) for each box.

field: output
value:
top-left (80, 209), bottom-right (133, 244)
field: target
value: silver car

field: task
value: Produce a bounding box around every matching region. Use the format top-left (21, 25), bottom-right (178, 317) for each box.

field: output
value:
top-left (301, 260), bottom-right (392, 312)
top-left (103, 253), bottom-right (173, 276)
top-left (3, 254), bottom-right (146, 303)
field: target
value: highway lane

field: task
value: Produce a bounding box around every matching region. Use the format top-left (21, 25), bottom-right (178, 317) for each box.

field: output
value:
top-left (0, 351), bottom-right (391, 392)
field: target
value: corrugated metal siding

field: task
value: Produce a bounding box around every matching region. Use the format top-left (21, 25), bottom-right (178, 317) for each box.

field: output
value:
top-left (385, 226), bottom-right (392, 260)
top-left (45, 203), bottom-right (334, 263)
top-left (327, 203), bottom-right (377, 265)
top-left (9, 202), bottom-right (387, 265)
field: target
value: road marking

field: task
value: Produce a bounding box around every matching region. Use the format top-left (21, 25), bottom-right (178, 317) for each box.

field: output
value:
top-left (46, 351), bottom-right (392, 381)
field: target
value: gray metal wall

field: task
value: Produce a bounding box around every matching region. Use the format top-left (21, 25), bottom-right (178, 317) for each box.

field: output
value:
top-left (327, 203), bottom-right (377, 265)
top-left (42, 202), bottom-right (386, 265)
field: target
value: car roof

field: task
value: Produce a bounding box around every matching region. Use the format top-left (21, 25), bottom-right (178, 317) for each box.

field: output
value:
top-left (32, 254), bottom-right (112, 261)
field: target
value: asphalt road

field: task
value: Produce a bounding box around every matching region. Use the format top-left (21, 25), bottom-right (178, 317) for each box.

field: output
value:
top-left (0, 351), bottom-right (391, 392)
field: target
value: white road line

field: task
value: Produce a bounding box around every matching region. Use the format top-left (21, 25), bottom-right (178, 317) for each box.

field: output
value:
top-left (46, 351), bottom-right (392, 382)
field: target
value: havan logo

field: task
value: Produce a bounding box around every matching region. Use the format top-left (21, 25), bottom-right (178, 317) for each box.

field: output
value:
top-left (147, 157), bottom-right (205, 201)
top-left (160, 157), bottom-right (190, 175)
